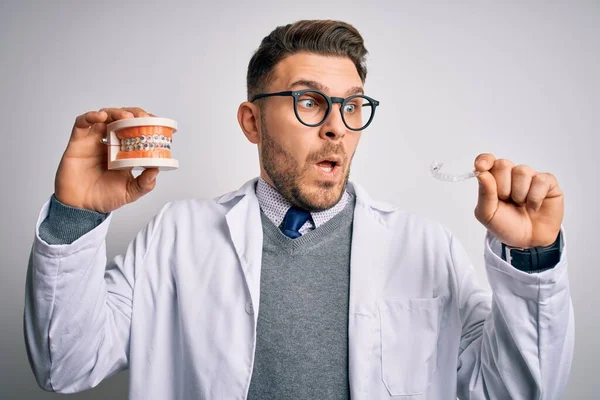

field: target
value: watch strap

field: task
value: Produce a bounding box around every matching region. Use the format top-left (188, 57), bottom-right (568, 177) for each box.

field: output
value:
top-left (501, 233), bottom-right (561, 272)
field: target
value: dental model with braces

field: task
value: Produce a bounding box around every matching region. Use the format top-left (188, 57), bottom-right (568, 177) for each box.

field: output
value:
top-left (104, 117), bottom-right (179, 170)
top-left (119, 135), bottom-right (172, 152)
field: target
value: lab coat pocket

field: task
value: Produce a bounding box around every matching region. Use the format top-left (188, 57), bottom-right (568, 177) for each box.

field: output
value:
top-left (378, 296), bottom-right (444, 397)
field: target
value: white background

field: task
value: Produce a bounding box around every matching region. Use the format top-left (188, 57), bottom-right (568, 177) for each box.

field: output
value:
top-left (1, 1), bottom-right (598, 398)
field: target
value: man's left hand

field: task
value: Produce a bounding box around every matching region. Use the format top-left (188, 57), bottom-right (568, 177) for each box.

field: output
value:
top-left (474, 153), bottom-right (564, 248)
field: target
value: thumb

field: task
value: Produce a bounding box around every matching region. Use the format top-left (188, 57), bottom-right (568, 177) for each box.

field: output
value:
top-left (474, 170), bottom-right (498, 224)
top-left (127, 168), bottom-right (159, 203)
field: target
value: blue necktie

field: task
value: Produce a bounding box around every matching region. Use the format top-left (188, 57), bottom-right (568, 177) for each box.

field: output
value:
top-left (281, 206), bottom-right (312, 239)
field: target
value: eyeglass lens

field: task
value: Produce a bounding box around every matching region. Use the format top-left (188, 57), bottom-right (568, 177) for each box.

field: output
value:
top-left (295, 91), bottom-right (374, 130)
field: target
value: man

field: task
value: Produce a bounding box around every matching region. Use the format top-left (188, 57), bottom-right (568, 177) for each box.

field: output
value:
top-left (24, 20), bottom-right (573, 399)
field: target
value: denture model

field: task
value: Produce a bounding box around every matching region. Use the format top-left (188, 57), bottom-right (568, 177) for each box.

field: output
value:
top-left (104, 117), bottom-right (179, 170)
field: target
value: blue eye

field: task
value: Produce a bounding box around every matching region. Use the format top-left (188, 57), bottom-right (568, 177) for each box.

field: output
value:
top-left (344, 104), bottom-right (356, 113)
top-left (298, 99), bottom-right (316, 108)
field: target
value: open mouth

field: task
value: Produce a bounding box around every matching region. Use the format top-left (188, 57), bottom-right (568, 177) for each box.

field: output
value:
top-left (315, 156), bottom-right (342, 175)
top-left (316, 160), bottom-right (337, 172)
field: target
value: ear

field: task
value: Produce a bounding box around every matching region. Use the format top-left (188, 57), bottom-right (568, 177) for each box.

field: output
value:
top-left (237, 101), bottom-right (260, 144)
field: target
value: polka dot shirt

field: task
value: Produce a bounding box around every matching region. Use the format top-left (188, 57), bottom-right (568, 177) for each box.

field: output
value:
top-left (256, 177), bottom-right (350, 235)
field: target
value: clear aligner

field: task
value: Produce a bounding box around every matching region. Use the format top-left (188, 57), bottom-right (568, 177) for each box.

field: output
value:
top-left (430, 161), bottom-right (480, 182)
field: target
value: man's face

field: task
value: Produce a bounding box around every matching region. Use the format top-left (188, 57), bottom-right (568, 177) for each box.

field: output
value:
top-left (257, 53), bottom-right (364, 211)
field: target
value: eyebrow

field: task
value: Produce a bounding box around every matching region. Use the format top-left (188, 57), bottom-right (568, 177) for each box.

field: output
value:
top-left (289, 79), bottom-right (364, 97)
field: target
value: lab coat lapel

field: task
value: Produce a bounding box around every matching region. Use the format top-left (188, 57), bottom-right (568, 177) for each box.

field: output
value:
top-left (220, 178), bottom-right (264, 324)
top-left (347, 181), bottom-right (396, 310)
top-left (347, 181), bottom-right (397, 397)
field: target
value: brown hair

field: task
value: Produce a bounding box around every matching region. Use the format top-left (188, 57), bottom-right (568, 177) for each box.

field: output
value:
top-left (246, 20), bottom-right (368, 101)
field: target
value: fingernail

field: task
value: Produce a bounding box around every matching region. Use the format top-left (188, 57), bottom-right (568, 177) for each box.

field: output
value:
top-left (527, 206), bottom-right (536, 213)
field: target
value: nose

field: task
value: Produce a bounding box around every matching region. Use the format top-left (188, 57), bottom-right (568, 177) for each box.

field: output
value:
top-left (319, 103), bottom-right (347, 141)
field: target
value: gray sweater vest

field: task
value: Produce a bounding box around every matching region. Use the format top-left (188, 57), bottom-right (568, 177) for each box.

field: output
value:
top-left (247, 195), bottom-right (355, 400)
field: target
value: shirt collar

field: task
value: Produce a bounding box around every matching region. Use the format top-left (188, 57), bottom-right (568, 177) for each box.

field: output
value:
top-left (256, 176), bottom-right (350, 229)
top-left (216, 177), bottom-right (397, 214)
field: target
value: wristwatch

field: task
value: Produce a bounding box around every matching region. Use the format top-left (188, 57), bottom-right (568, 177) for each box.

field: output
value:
top-left (501, 233), bottom-right (562, 272)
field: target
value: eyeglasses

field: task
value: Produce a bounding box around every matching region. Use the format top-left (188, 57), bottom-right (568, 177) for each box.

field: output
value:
top-left (250, 89), bottom-right (380, 131)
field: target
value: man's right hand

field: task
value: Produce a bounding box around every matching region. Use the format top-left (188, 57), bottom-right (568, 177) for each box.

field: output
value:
top-left (55, 107), bottom-right (160, 213)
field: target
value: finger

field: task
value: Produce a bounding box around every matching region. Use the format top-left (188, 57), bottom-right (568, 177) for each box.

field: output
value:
top-left (88, 118), bottom-right (108, 140)
top-left (121, 107), bottom-right (152, 118)
top-left (91, 108), bottom-right (139, 141)
top-left (474, 170), bottom-right (499, 224)
top-left (526, 173), bottom-right (560, 212)
top-left (126, 168), bottom-right (159, 203)
top-left (474, 153), bottom-right (496, 172)
top-left (71, 110), bottom-right (108, 140)
top-left (99, 108), bottom-right (135, 124)
top-left (510, 165), bottom-right (536, 206)
top-left (489, 159), bottom-right (514, 201)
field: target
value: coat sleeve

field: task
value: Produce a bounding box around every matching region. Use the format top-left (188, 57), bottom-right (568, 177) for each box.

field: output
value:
top-left (453, 228), bottom-right (574, 400)
top-left (23, 198), bottom-right (167, 393)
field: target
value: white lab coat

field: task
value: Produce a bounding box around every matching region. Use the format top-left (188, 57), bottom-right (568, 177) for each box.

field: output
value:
top-left (24, 178), bottom-right (573, 399)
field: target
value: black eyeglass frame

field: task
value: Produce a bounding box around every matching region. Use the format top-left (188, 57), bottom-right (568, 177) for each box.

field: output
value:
top-left (250, 89), bottom-right (380, 131)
